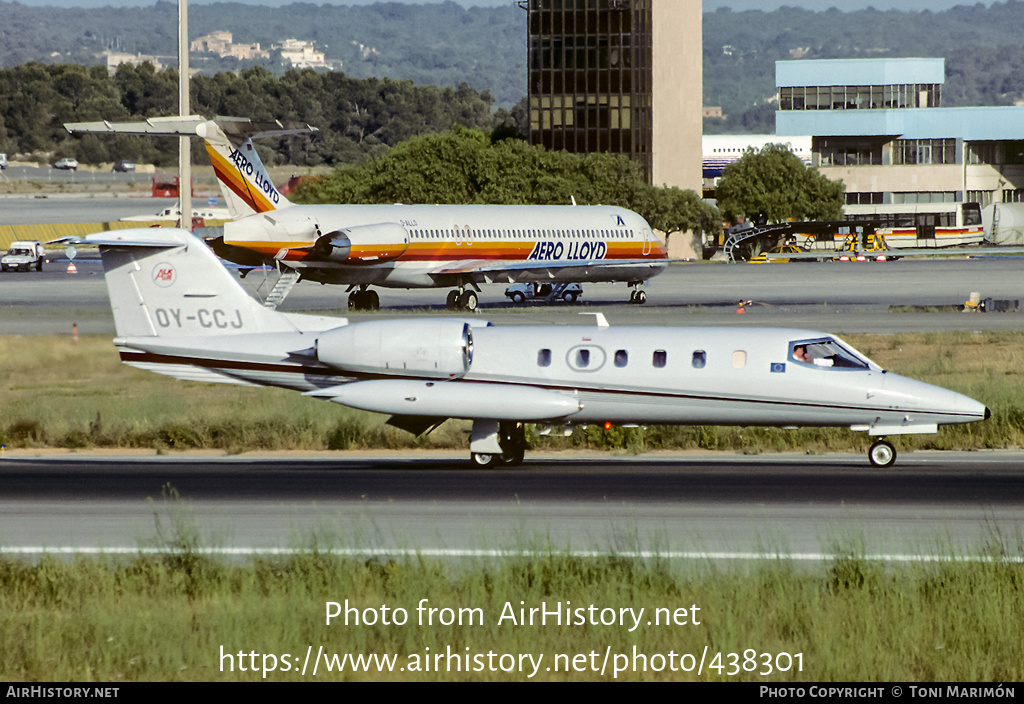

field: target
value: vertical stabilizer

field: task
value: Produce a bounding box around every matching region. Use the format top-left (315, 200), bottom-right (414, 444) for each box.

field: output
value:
top-left (64, 116), bottom-right (317, 220)
top-left (79, 228), bottom-right (302, 338)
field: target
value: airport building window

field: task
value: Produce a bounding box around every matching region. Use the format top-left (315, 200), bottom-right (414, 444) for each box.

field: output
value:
top-left (814, 137), bottom-right (884, 167)
top-left (967, 190), bottom-right (993, 208)
top-left (967, 142), bottom-right (997, 165)
top-left (893, 139), bottom-right (956, 166)
top-left (779, 84), bottom-right (940, 111)
top-left (846, 192), bottom-right (884, 205)
top-left (892, 191), bottom-right (956, 204)
top-left (1005, 141), bottom-right (1024, 165)
top-left (652, 350), bottom-right (667, 369)
top-left (692, 350), bottom-right (706, 369)
top-left (1003, 189), bottom-right (1024, 203)
top-left (538, 349), bottom-right (552, 367)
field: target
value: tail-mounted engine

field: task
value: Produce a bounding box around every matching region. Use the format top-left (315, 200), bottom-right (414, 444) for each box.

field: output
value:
top-left (316, 319), bottom-right (473, 379)
top-left (313, 222), bottom-right (409, 264)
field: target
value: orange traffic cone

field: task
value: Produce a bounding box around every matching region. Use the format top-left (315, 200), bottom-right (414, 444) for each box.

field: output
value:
top-left (67, 262), bottom-right (78, 274)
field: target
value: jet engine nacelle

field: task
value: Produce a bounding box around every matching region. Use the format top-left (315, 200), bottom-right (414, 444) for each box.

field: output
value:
top-left (316, 319), bottom-right (473, 379)
top-left (314, 222), bottom-right (409, 264)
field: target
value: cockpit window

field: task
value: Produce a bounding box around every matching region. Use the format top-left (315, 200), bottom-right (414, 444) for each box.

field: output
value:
top-left (790, 338), bottom-right (871, 370)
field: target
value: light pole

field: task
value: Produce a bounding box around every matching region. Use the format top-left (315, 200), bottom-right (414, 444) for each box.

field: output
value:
top-left (179, 0), bottom-right (191, 230)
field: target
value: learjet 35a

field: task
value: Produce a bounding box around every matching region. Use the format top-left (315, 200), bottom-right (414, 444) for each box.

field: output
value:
top-left (64, 116), bottom-right (667, 311)
top-left (70, 227), bottom-right (989, 468)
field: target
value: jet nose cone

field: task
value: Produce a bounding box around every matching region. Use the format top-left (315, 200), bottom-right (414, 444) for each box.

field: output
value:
top-left (986, 406), bottom-right (992, 421)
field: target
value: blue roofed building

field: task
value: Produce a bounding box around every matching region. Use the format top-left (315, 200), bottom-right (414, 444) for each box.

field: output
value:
top-left (775, 57), bottom-right (1024, 246)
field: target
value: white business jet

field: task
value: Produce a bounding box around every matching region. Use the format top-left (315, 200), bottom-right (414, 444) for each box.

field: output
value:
top-left (64, 116), bottom-right (667, 311)
top-left (67, 227), bottom-right (988, 468)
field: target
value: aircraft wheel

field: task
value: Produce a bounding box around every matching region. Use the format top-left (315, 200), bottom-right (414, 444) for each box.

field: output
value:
top-left (510, 291), bottom-right (525, 304)
top-left (868, 440), bottom-right (896, 468)
top-left (446, 290), bottom-right (460, 310)
top-left (348, 292), bottom-right (360, 310)
top-left (634, 290), bottom-right (647, 305)
top-left (499, 447), bottom-right (525, 467)
top-left (367, 290), bottom-right (380, 311)
top-left (460, 291), bottom-right (479, 311)
top-left (564, 292), bottom-right (577, 303)
top-left (471, 453), bottom-right (499, 469)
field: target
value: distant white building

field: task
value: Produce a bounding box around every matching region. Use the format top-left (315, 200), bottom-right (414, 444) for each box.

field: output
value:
top-left (277, 39), bottom-right (327, 69)
top-left (103, 51), bottom-right (163, 73)
top-left (191, 30), bottom-right (269, 61)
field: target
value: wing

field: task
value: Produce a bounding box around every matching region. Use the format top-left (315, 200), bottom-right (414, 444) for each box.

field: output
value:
top-left (426, 257), bottom-right (673, 285)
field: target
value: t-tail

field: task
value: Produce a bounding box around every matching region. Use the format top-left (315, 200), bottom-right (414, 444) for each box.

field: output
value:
top-left (68, 228), bottom-right (323, 338)
top-left (64, 116), bottom-right (317, 219)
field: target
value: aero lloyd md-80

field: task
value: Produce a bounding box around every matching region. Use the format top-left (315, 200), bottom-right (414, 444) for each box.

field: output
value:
top-left (64, 116), bottom-right (667, 312)
top-left (66, 227), bottom-right (989, 468)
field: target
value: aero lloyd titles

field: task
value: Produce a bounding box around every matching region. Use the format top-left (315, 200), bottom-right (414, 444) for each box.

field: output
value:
top-left (227, 147), bottom-right (280, 206)
top-left (528, 240), bottom-right (609, 261)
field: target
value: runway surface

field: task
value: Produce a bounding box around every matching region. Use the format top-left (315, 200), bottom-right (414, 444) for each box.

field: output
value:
top-left (2, 452), bottom-right (1022, 560)
top-left (4, 255), bottom-right (1024, 336)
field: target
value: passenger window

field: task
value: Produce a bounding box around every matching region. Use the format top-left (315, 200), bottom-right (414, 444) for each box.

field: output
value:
top-left (653, 350), bottom-right (667, 368)
top-left (576, 349), bottom-right (591, 368)
top-left (692, 350), bottom-right (707, 369)
top-left (614, 350), bottom-right (628, 367)
top-left (732, 351), bottom-right (747, 369)
top-left (538, 349), bottom-right (552, 367)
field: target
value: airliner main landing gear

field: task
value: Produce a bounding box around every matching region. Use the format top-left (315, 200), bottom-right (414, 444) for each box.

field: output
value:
top-left (629, 286), bottom-right (647, 305)
top-left (347, 287), bottom-right (379, 311)
top-left (445, 285), bottom-right (480, 312)
top-left (470, 421), bottom-right (527, 468)
top-left (868, 439), bottom-right (896, 468)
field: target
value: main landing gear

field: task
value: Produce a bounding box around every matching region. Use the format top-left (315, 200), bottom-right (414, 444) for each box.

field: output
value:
top-left (470, 421), bottom-right (527, 468)
top-left (348, 287), bottom-right (380, 311)
top-left (446, 288), bottom-right (480, 312)
top-left (629, 284), bottom-right (647, 305)
top-left (868, 439), bottom-right (896, 468)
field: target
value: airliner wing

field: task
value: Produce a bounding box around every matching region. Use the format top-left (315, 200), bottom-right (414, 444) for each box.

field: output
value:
top-left (428, 257), bottom-right (671, 284)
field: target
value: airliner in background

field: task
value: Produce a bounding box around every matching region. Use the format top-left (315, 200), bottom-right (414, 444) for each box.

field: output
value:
top-left (65, 116), bottom-right (668, 311)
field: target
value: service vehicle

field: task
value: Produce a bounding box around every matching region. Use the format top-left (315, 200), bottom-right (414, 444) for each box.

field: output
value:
top-left (1, 241), bottom-right (46, 272)
top-left (505, 282), bottom-right (583, 304)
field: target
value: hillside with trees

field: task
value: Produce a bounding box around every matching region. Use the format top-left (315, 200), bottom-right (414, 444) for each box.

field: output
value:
top-left (0, 63), bottom-right (512, 166)
top-left (3, 1), bottom-right (1024, 141)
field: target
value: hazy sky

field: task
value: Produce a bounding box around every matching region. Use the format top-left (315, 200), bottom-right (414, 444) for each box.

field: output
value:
top-left (2, 0), bottom-right (995, 11)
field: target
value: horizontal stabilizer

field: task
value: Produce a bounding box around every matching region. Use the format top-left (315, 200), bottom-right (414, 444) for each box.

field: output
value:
top-left (51, 228), bottom-right (198, 248)
top-left (65, 116), bottom-right (318, 141)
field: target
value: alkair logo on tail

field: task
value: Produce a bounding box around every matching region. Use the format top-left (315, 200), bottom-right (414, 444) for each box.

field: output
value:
top-left (227, 147), bottom-right (281, 206)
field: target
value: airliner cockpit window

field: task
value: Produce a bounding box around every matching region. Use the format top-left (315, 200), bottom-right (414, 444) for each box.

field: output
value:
top-left (790, 338), bottom-right (870, 370)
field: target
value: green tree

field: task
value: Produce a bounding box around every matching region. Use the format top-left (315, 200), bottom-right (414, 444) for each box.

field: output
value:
top-left (716, 143), bottom-right (844, 224)
top-left (294, 126), bottom-right (713, 242)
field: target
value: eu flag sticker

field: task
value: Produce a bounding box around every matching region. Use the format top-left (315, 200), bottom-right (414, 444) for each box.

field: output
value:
top-left (771, 363), bottom-right (786, 374)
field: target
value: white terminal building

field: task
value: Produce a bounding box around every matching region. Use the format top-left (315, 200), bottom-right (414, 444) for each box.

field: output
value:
top-left (774, 57), bottom-right (1024, 246)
